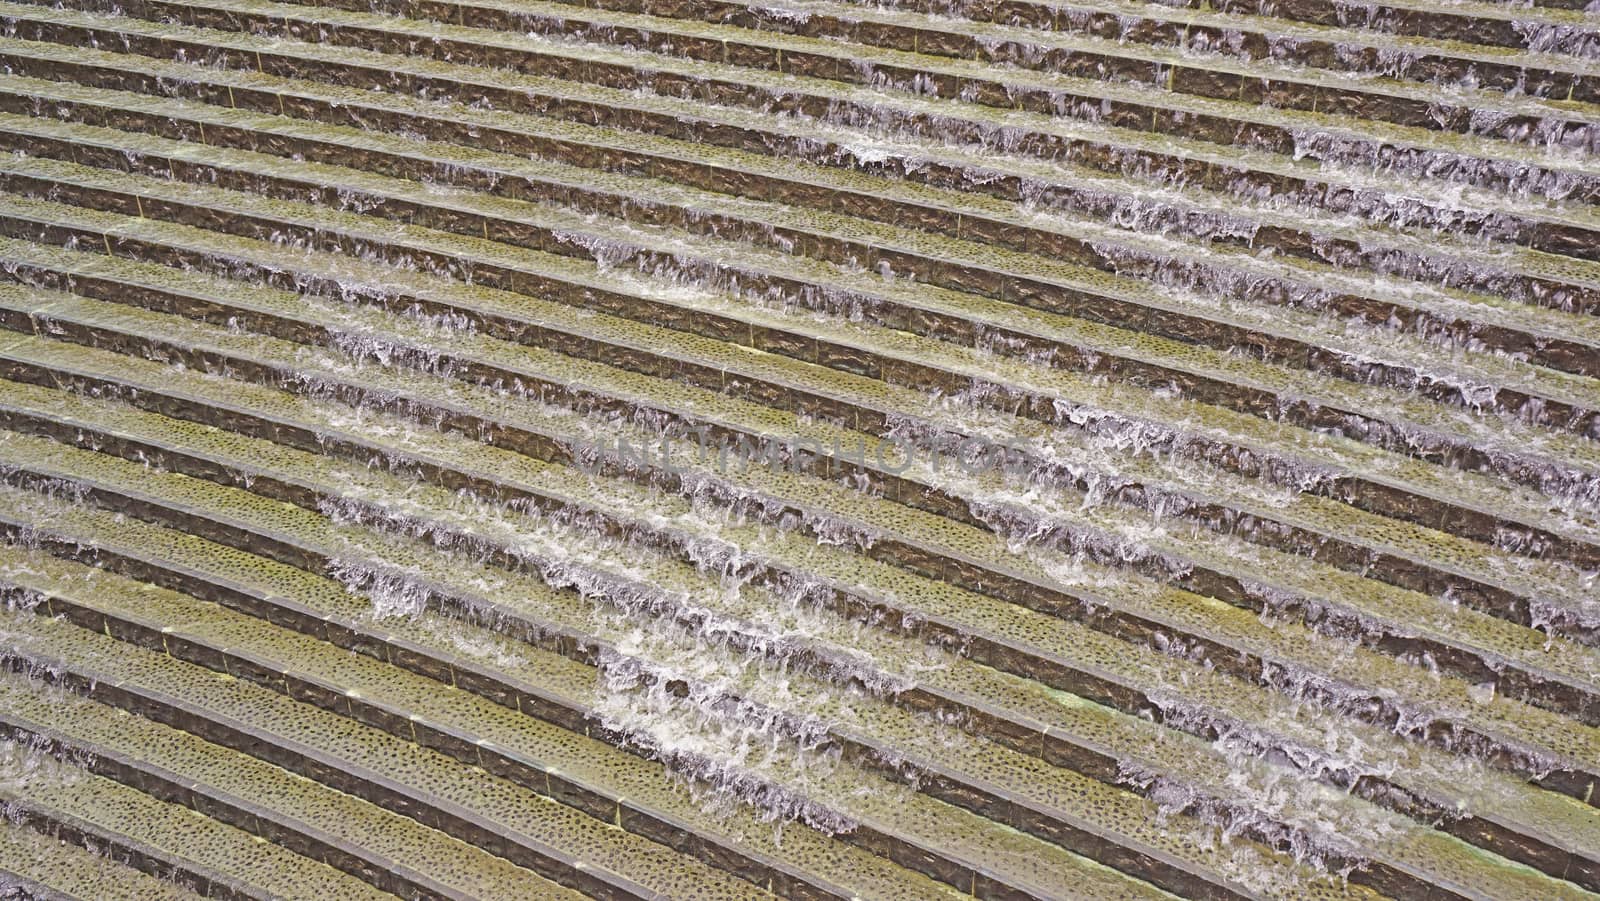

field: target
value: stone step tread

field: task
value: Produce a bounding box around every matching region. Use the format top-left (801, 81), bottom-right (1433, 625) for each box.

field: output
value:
top-left (99, 0), bottom-right (1600, 211)
top-left (7, 203), bottom-right (1598, 575)
top-left (0, 755), bottom-right (393, 901)
top-left (1204, 0), bottom-right (1597, 30)
top-left (883, 0), bottom-right (1600, 50)
top-left (7, 66), bottom-right (1598, 374)
top-left (11, 467), bottom-right (1597, 872)
top-left (0, 817), bottom-right (201, 901)
top-left (12, 100), bottom-right (1598, 431)
top-left (0, 677), bottom-right (592, 899)
top-left (714, 0), bottom-right (1599, 70)
top-left (0, 545), bottom-right (979, 901)
top-left (10, 23), bottom-right (1593, 251)
top-left (8, 340), bottom-right (1599, 788)
top-left (0, 441), bottom-right (1364, 901)
top-left (14, 79), bottom-right (1598, 399)
top-left (8, 382), bottom-right (1598, 899)
top-left (0, 609), bottom-right (784, 901)
top-left (0, 467), bottom-right (1566, 901)
top-left (8, 353), bottom-right (1598, 776)
top-left (11, 0), bottom-right (1597, 221)
top-left (11, 245), bottom-right (1600, 660)
top-left (3, 357), bottom-right (1597, 811)
top-left (4, 237), bottom-right (1591, 633)
top-left (12, 149), bottom-right (1600, 514)
top-left (8, 258), bottom-right (1600, 697)
top-left (0, 573), bottom-right (1217, 901)
top-left (12, 175), bottom-right (1600, 550)
top-left (118, 0), bottom-right (1600, 124)
top-left (18, 3), bottom-right (1600, 336)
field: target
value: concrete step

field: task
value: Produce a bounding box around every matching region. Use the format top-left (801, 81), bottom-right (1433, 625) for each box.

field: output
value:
top-left (0, 517), bottom-right (1242, 898)
top-left (0, 817), bottom-right (206, 901)
top-left (0, 442), bottom-right (1591, 899)
top-left (818, 0), bottom-right (1600, 58)
top-left (0, 681), bottom-right (595, 898)
top-left (4, 95), bottom-right (1596, 442)
top-left (3, 181), bottom-right (1600, 604)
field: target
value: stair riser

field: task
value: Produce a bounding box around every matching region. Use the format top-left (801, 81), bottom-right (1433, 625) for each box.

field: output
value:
top-left (10, 506), bottom-right (1595, 891)
top-left (4, 269), bottom-right (1578, 672)
top-left (0, 586), bottom-right (854, 901)
top-left (9, 376), bottom-right (1598, 744)
top-left (328, 0), bottom-right (1600, 102)
top-left (769, 0), bottom-right (1600, 57)
top-left (0, 803), bottom-right (263, 901)
top-left (9, 265), bottom-right (1599, 712)
top-left (0, 665), bottom-right (668, 900)
top-left (0, 712), bottom-right (474, 900)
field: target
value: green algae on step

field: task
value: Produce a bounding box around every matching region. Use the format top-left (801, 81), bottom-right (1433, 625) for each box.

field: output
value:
top-left (8, 466), bottom-right (1600, 893)
top-left (4, 257), bottom-right (1600, 700)
top-left (6, 342), bottom-right (1599, 748)
top-left (4, 522), bottom-right (1590, 900)
top-left (5, 99), bottom-right (1598, 447)
top-left (6, 0), bottom-right (1593, 260)
top-left (4, 178), bottom-right (1599, 580)
top-left (5, 206), bottom-right (1600, 618)
top-left (3, 208), bottom-right (1600, 662)
top-left (9, 441), bottom-right (1600, 896)
top-left (46, 0), bottom-right (1599, 146)
top-left (4, 395), bottom-right (1599, 810)
top-left (5, 36), bottom-right (1596, 337)
top-left (3, 1), bottom-right (1600, 318)
top-left (0, 684), bottom-right (592, 899)
top-left (0, 755), bottom-right (394, 901)
top-left (0, 597), bottom-right (1215, 900)
top-left (0, 814), bottom-right (204, 901)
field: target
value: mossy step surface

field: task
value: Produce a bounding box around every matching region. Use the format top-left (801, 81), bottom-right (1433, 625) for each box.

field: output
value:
top-left (17, 0), bottom-right (1600, 261)
top-left (6, 390), bottom-right (1599, 817)
top-left (0, 608), bottom-right (778, 901)
top-left (46, 0), bottom-right (1597, 142)
top-left (6, 98), bottom-right (1596, 446)
top-left (7, 274), bottom-right (1600, 769)
top-left (0, 678), bottom-right (590, 899)
top-left (6, 0), bottom-right (1595, 235)
top-left (7, 382), bottom-right (1600, 896)
top-left (0, 545), bottom-right (983, 901)
top-left (4, 212), bottom-right (1599, 646)
top-left (0, 570), bottom-right (1212, 900)
top-left (5, 179), bottom-right (1597, 587)
top-left (1, 452), bottom-right (1583, 900)
top-left (0, 817), bottom-right (203, 901)
top-left (2, 360), bottom-right (1598, 809)
top-left (2, 246), bottom-right (1592, 666)
top-left (6, 25), bottom-right (1593, 282)
top-left (10, 473), bottom-right (1600, 898)
top-left (7, 338), bottom-right (1600, 773)
top-left (818, 0), bottom-right (1600, 57)
top-left (0, 747), bottom-right (393, 901)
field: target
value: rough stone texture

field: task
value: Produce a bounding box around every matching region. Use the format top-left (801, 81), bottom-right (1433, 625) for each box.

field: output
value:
top-left (0, 0), bottom-right (1594, 898)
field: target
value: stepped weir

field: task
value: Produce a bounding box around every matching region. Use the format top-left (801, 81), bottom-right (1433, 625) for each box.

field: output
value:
top-left (0, 0), bottom-right (1595, 896)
